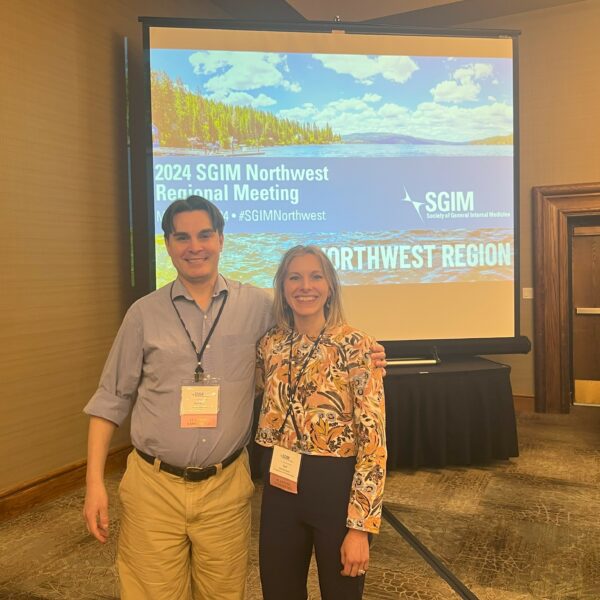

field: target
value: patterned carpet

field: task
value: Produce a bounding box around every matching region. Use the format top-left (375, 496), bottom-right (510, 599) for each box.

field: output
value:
top-left (1, 407), bottom-right (599, 599)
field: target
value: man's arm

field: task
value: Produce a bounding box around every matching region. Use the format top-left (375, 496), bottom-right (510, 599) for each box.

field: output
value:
top-left (83, 416), bottom-right (117, 544)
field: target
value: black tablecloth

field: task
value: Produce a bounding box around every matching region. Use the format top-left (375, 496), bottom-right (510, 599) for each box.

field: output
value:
top-left (385, 357), bottom-right (519, 469)
top-left (249, 357), bottom-right (519, 476)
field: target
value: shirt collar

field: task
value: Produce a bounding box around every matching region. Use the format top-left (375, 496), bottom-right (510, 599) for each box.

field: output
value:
top-left (171, 275), bottom-right (228, 302)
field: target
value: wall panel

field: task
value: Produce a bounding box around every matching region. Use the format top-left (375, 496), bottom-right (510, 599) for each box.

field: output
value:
top-left (469, 0), bottom-right (600, 396)
top-left (0, 0), bottom-right (223, 492)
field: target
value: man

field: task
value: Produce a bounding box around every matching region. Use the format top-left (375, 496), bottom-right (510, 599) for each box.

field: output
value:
top-left (83, 195), bottom-right (385, 600)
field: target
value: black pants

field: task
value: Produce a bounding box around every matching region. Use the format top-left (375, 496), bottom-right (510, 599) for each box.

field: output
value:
top-left (259, 449), bottom-right (366, 600)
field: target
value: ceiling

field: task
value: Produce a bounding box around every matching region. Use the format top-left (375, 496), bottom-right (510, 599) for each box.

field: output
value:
top-left (209, 0), bottom-right (587, 25)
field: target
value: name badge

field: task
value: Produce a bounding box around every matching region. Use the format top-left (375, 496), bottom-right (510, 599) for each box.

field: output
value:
top-left (269, 445), bottom-right (302, 494)
top-left (180, 377), bottom-right (220, 428)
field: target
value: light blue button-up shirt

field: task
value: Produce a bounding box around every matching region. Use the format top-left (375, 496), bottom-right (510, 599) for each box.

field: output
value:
top-left (84, 276), bottom-right (274, 467)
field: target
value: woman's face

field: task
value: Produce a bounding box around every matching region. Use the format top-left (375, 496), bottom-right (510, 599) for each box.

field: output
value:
top-left (283, 253), bottom-right (331, 323)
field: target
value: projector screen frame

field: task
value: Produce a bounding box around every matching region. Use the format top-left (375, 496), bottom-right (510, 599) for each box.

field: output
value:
top-left (139, 17), bottom-right (528, 357)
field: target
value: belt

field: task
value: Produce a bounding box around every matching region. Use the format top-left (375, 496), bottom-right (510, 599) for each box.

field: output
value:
top-left (136, 447), bottom-right (243, 482)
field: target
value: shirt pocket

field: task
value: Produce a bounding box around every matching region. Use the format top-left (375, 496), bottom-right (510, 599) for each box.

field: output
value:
top-left (219, 334), bottom-right (256, 382)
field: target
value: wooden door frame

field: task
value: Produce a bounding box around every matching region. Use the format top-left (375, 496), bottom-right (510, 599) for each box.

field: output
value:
top-left (532, 183), bottom-right (600, 413)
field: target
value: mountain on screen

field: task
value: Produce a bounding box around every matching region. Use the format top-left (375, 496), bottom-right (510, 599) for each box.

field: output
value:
top-left (341, 132), bottom-right (462, 145)
top-left (469, 134), bottom-right (513, 145)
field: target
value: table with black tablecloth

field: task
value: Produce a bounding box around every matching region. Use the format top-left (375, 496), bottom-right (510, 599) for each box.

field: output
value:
top-left (385, 357), bottom-right (519, 469)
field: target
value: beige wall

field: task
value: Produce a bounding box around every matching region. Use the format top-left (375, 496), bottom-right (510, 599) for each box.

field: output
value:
top-left (469, 0), bottom-right (600, 396)
top-left (0, 0), bottom-right (224, 492)
top-left (1, 0), bottom-right (599, 492)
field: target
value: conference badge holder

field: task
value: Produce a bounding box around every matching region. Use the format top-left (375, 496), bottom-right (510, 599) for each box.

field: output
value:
top-left (180, 376), bottom-right (220, 428)
top-left (267, 328), bottom-right (324, 494)
top-left (269, 445), bottom-right (302, 494)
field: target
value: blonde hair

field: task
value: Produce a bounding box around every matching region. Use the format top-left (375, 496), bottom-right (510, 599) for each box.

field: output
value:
top-left (273, 245), bottom-right (345, 330)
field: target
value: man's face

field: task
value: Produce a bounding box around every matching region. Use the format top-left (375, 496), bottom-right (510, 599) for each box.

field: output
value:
top-left (165, 210), bottom-right (224, 286)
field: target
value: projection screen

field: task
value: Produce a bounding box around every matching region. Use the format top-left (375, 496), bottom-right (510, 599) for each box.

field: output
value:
top-left (142, 18), bottom-right (525, 355)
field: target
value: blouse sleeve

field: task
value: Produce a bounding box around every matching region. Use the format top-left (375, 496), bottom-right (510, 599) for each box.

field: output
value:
top-left (255, 333), bottom-right (267, 397)
top-left (345, 333), bottom-right (387, 534)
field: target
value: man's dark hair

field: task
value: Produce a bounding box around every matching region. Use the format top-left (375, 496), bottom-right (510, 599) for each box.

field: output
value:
top-left (161, 196), bottom-right (225, 238)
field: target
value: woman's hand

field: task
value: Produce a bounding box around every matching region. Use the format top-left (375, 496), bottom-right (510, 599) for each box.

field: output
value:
top-left (340, 529), bottom-right (369, 577)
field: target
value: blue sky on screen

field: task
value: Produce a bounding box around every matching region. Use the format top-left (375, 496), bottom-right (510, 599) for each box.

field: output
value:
top-left (150, 49), bottom-right (513, 142)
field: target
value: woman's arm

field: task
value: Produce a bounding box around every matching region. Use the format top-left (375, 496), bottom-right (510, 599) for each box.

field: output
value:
top-left (347, 333), bottom-right (387, 534)
top-left (255, 335), bottom-right (267, 396)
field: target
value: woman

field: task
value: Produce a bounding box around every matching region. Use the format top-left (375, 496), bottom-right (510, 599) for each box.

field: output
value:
top-left (255, 245), bottom-right (386, 600)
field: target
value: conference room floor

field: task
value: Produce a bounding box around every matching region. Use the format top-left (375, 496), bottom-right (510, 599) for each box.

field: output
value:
top-left (1, 406), bottom-right (599, 600)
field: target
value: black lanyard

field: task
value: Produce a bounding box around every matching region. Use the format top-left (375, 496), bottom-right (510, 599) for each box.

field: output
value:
top-left (279, 327), bottom-right (325, 441)
top-left (170, 282), bottom-right (228, 382)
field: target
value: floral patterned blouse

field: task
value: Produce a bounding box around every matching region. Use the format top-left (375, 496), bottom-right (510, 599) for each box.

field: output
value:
top-left (255, 324), bottom-right (387, 533)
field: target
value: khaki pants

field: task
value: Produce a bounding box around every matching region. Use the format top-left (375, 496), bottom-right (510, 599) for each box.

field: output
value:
top-left (117, 449), bottom-right (254, 600)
